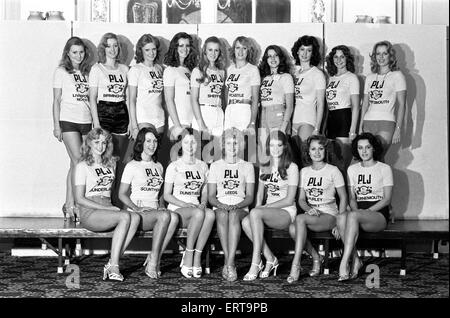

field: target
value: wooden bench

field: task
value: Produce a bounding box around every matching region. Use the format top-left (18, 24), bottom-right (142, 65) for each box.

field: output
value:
top-left (0, 217), bottom-right (448, 276)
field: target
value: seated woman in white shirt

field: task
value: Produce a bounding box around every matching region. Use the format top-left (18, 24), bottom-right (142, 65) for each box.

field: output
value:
top-left (241, 130), bottom-right (298, 281)
top-left (118, 126), bottom-right (179, 278)
top-left (164, 128), bottom-right (215, 278)
top-left (287, 134), bottom-right (347, 283)
top-left (208, 128), bottom-right (255, 281)
top-left (336, 132), bottom-right (393, 281)
top-left (74, 128), bottom-right (140, 282)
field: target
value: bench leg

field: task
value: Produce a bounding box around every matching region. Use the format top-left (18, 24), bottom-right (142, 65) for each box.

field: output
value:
top-left (75, 239), bottom-right (82, 257)
top-left (57, 238), bottom-right (64, 274)
top-left (205, 244), bottom-right (211, 275)
top-left (400, 240), bottom-right (406, 276)
top-left (64, 243), bottom-right (70, 265)
top-left (323, 239), bottom-right (330, 275)
top-left (433, 240), bottom-right (439, 259)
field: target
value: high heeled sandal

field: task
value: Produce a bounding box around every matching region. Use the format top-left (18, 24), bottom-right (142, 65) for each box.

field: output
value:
top-left (226, 266), bottom-right (238, 282)
top-left (180, 248), bottom-right (194, 278)
top-left (287, 263), bottom-right (301, 284)
top-left (221, 266), bottom-right (229, 280)
top-left (143, 252), bottom-right (162, 277)
top-left (103, 261), bottom-right (124, 282)
top-left (308, 255), bottom-right (324, 277)
top-left (260, 256), bottom-right (279, 278)
top-left (338, 265), bottom-right (351, 282)
top-left (243, 261), bottom-right (263, 281)
top-left (192, 249), bottom-right (203, 278)
top-left (350, 258), bottom-right (363, 279)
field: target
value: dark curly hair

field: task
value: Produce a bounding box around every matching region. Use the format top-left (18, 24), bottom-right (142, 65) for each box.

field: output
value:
top-left (303, 134), bottom-right (329, 166)
top-left (325, 45), bottom-right (355, 76)
top-left (259, 45), bottom-right (291, 78)
top-left (229, 36), bottom-right (257, 65)
top-left (97, 32), bottom-right (121, 64)
top-left (163, 32), bottom-right (198, 72)
top-left (369, 40), bottom-right (399, 74)
top-left (291, 35), bottom-right (321, 67)
top-left (351, 132), bottom-right (384, 161)
top-left (59, 36), bottom-right (91, 76)
top-left (260, 130), bottom-right (293, 181)
top-left (134, 34), bottom-right (161, 64)
top-left (133, 126), bottom-right (160, 162)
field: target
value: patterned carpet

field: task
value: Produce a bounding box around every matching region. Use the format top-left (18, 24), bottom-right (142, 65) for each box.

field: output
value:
top-left (0, 250), bottom-right (448, 299)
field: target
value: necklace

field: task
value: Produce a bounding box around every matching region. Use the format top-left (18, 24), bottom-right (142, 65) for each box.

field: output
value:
top-left (376, 70), bottom-right (390, 83)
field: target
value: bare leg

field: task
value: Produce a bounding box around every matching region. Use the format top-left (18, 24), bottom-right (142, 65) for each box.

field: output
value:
top-left (227, 209), bottom-right (247, 267)
top-left (62, 132), bottom-right (83, 218)
top-left (193, 209), bottom-right (216, 268)
top-left (176, 207), bottom-right (205, 268)
top-left (215, 209), bottom-right (229, 265)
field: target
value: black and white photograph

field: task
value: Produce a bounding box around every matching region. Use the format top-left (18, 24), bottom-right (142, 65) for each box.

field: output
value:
top-left (0, 0), bottom-right (448, 307)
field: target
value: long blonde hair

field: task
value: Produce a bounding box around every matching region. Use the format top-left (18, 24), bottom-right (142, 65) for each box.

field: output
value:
top-left (79, 128), bottom-right (117, 168)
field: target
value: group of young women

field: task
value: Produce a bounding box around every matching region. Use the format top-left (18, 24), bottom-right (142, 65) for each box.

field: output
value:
top-left (52, 31), bottom-right (403, 282)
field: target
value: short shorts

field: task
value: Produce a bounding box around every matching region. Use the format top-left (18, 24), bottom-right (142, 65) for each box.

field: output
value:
top-left (79, 195), bottom-right (113, 227)
top-left (357, 200), bottom-right (389, 223)
top-left (214, 196), bottom-right (248, 212)
top-left (326, 108), bottom-right (351, 139)
top-left (224, 103), bottom-right (251, 131)
top-left (60, 121), bottom-right (92, 135)
top-left (97, 100), bottom-right (129, 134)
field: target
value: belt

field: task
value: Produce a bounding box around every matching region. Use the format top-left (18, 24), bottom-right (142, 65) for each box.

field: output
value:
top-left (200, 104), bottom-right (220, 107)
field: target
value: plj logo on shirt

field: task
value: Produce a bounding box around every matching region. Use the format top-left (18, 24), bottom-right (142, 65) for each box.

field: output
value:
top-left (75, 83), bottom-right (89, 94)
top-left (107, 84), bottom-right (124, 94)
top-left (153, 79), bottom-right (163, 90)
top-left (356, 186), bottom-right (372, 196)
top-left (184, 181), bottom-right (202, 190)
top-left (266, 184), bottom-right (280, 194)
top-left (261, 87), bottom-right (271, 99)
top-left (307, 188), bottom-right (324, 197)
top-left (210, 84), bottom-right (222, 94)
top-left (369, 90), bottom-right (383, 100)
top-left (227, 82), bottom-right (238, 93)
top-left (223, 180), bottom-right (239, 190)
top-left (326, 90), bottom-right (336, 100)
top-left (146, 177), bottom-right (163, 187)
top-left (88, 175), bottom-right (114, 193)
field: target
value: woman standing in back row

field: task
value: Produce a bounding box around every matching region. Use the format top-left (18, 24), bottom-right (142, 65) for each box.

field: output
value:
top-left (291, 35), bottom-right (326, 165)
top-left (360, 40), bottom-right (406, 159)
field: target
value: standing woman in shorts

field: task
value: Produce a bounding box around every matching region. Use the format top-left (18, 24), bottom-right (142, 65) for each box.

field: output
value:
top-left (337, 132), bottom-right (393, 281)
top-left (163, 32), bottom-right (198, 143)
top-left (118, 126), bottom-right (179, 278)
top-left (241, 130), bottom-right (298, 281)
top-left (224, 36), bottom-right (260, 135)
top-left (291, 36), bottom-right (326, 163)
top-left (128, 34), bottom-right (165, 139)
top-left (359, 41), bottom-right (406, 158)
top-left (258, 45), bottom-right (294, 164)
top-left (191, 36), bottom-right (226, 163)
top-left (287, 135), bottom-right (347, 283)
top-left (163, 128), bottom-right (215, 278)
top-left (53, 37), bottom-right (92, 221)
top-left (325, 45), bottom-right (360, 171)
top-left (208, 128), bottom-right (255, 281)
top-left (89, 33), bottom-right (130, 206)
top-left (74, 128), bottom-right (140, 281)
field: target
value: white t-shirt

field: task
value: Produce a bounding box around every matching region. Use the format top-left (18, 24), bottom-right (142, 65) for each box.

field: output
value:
top-left (163, 66), bottom-right (192, 126)
top-left (165, 158), bottom-right (208, 204)
top-left (127, 63), bottom-right (164, 124)
top-left (191, 67), bottom-right (225, 106)
top-left (293, 66), bottom-right (326, 108)
top-left (261, 162), bottom-right (298, 205)
top-left (53, 67), bottom-right (91, 124)
top-left (326, 71), bottom-right (359, 111)
top-left (363, 70), bottom-right (406, 122)
top-left (347, 162), bottom-right (394, 202)
top-left (225, 63), bottom-right (260, 105)
top-left (300, 164), bottom-right (345, 207)
top-left (74, 161), bottom-right (115, 198)
top-left (260, 73), bottom-right (295, 107)
top-left (208, 159), bottom-right (255, 202)
top-left (121, 160), bottom-right (164, 207)
top-left (89, 63), bottom-right (128, 102)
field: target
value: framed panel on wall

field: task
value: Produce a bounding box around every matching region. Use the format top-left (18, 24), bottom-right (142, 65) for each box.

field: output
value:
top-left (91, 0), bottom-right (110, 22)
top-left (127, 0), bottom-right (162, 23)
top-left (166, 0), bottom-right (201, 23)
top-left (217, 0), bottom-right (252, 23)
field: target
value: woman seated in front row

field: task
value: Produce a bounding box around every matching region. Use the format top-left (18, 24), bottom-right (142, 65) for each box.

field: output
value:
top-left (164, 128), bottom-right (215, 279)
top-left (336, 132), bottom-right (393, 281)
top-left (208, 128), bottom-right (255, 281)
top-left (241, 130), bottom-right (299, 281)
top-left (118, 127), bottom-right (179, 279)
top-left (287, 135), bottom-right (347, 283)
top-left (74, 128), bottom-right (140, 282)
